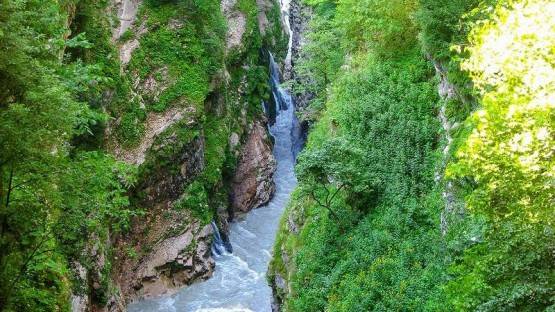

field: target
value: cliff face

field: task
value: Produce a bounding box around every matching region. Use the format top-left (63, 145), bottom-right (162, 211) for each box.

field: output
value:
top-left (69, 0), bottom-right (287, 310)
top-left (231, 121), bottom-right (277, 215)
top-left (112, 133), bottom-right (209, 304)
top-left (266, 3), bottom-right (309, 309)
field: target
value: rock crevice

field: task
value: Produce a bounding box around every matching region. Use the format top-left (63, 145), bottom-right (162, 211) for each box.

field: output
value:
top-left (431, 59), bottom-right (466, 235)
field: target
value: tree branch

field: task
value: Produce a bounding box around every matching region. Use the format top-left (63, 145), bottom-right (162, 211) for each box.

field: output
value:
top-left (4, 167), bottom-right (13, 210)
top-left (4, 232), bottom-right (51, 308)
top-left (310, 187), bottom-right (340, 220)
top-left (0, 167), bottom-right (14, 242)
top-left (327, 183), bottom-right (346, 207)
top-left (310, 189), bottom-right (328, 210)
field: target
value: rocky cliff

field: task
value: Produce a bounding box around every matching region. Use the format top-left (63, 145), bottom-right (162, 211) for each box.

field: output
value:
top-left (69, 0), bottom-right (287, 310)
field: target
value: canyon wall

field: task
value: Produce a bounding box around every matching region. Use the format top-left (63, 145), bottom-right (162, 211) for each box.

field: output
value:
top-left (70, 0), bottom-right (287, 310)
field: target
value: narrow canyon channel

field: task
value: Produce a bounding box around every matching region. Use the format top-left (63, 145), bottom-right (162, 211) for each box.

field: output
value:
top-left (127, 52), bottom-right (300, 311)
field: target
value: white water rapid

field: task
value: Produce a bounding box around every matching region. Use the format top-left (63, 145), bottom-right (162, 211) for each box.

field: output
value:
top-left (127, 53), bottom-right (300, 312)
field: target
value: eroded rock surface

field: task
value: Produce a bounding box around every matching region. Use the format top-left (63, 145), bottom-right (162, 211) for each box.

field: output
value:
top-left (222, 0), bottom-right (246, 50)
top-left (113, 0), bottom-right (142, 40)
top-left (111, 106), bottom-right (197, 165)
top-left (72, 1), bottom-right (284, 311)
top-left (431, 60), bottom-right (467, 235)
top-left (112, 133), bottom-right (212, 305)
top-left (122, 222), bottom-right (214, 301)
top-left (231, 122), bottom-right (276, 215)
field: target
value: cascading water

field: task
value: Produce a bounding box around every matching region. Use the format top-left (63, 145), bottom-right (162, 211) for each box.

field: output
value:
top-left (127, 54), bottom-right (300, 312)
top-left (211, 221), bottom-right (232, 256)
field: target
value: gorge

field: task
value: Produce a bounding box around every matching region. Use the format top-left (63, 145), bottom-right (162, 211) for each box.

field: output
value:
top-left (128, 52), bottom-right (300, 312)
top-left (0, 0), bottom-right (553, 311)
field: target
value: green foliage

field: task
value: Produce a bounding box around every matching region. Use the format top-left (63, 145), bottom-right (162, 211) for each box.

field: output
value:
top-left (296, 137), bottom-right (371, 218)
top-left (128, 0), bottom-right (226, 112)
top-left (295, 0), bottom-right (420, 118)
top-left (67, 0), bottom-right (140, 149)
top-left (118, 29), bottom-right (134, 42)
top-left (0, 1), bottom-right (137, 310)
top-left (336, 0), bottom-right (418, 57)
top-left (275, 0), bottom-right (554, 311)
top-left (415, 0), bottom-right (480, 61)
top-left (115, 109), bottom-right (147, 147)
top-left (139, 121), bottom-right (200, 179)
top-left (413, 0), bottom-right (489, 125)
top-left (224, 0), bottom-right (279, 121)
top-left (263, 0), bottom-right (289, 60)
top-left (174, 181), bottom-right (212, 225)
top-left (0, 0), bottom-right (79, 308)
top-left (203, 116), bottom-right (231, 186)
top-left (446, 1), bottom-right (555, 309)
top-left (0, 0), bottom-right (286, 309)
top-left (275, 34), bottom-right (446, 309)
top-left (55, 152), bottom-right (139, 258)
top-left (293, 11), bottom-right (343, 116)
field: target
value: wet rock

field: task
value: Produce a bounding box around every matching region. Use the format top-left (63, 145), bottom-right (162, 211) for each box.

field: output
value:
top-left (231, 122), bottom-right (277, 215)
top-left (132, 223), bottom-right (215, 299)
top-left (274, 272), bottom-right (286, 290)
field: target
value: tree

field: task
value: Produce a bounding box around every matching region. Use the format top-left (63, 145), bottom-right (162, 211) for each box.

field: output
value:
top-left (296, 137), bottom-right (373, 219)
top-left (447, 0), bottom-right (555, 309)
top-left (0, 1), bottom-right (135, 310)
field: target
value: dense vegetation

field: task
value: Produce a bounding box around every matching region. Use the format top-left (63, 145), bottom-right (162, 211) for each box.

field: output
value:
top-left (271, 0), bottom-right (554, 311)
top-left (0, 0), bottom-right (284, 311)
top-left (0, 1), bottom-right (134, 310)
top-left (0, 0), bottom-right (552, 310)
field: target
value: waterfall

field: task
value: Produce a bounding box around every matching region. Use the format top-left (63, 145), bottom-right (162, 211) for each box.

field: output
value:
top-left (279, 0), bottom-right (294, 75)
top-left (269, 52), bottom-right (304, 158)
top-left (210, 221), bottom-right (232, 256)
top-left (269, 53), bottom-right (289, 112)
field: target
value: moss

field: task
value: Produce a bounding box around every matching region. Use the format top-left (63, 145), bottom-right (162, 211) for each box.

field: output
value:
top-left (224, 0), bottom-right (287, 123)
top-left (65, 0), bottom-right (145, 149)
top-left (125, 247), bottom-right (139, 260)
top-left (174, 181), bottom-right (212, 225)
top-left (118, 29), bottom-right (134, 42)
top-left (202, 115), bottom-right (231, 186)
top-left (139, 120), bottom-right (201, 179)
top-left (128, 0), bottom-right (226, 113)
top-left (114, 108), bottom-right (147, 148)
top-left (263, 0), bottom-right (288, 60)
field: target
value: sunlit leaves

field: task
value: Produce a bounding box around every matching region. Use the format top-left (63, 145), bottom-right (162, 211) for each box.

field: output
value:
top-left (447, 0), bottom-right (555, 309)
top-left (450, 0), bottom-right (555, 223)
